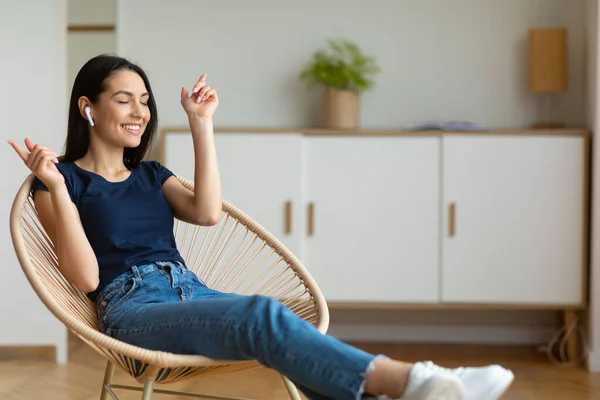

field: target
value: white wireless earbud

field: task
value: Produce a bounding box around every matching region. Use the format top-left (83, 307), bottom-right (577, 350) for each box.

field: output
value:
top-left (84, 106), bottom-right (95, 126)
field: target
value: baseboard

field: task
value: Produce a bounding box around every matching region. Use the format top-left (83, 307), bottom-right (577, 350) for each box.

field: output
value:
top-left (328, 322), bottom-right (557, 345)
top-left (0, 345), bottom-right (56, 362)
top-left (325, 308), bottom-right (562, 345)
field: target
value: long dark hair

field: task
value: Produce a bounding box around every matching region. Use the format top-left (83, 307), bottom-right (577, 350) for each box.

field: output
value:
top-left (63, 54), bottom-right (158, 168)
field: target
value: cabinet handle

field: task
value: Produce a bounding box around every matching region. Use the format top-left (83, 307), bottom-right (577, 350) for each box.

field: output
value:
top-left (284, 201), bottom-right (292, 234)
top-left (308, 202), bottom-right (315, 236)
top-left (449, 202), bottom-right (456, 237)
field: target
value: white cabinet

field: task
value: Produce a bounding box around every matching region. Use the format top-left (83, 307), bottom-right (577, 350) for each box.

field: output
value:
top-left (162, 130), bottom-right (587, 308)
top-left (441, 135), bottom-right (586, 305)
top-left (304, 136), bottom-right (441, 302)
top-left (164, 133), bottom-right (304, 256)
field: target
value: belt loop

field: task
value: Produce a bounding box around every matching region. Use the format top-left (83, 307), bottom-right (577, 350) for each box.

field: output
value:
top-left (132, 265), bottom-right (142, 280)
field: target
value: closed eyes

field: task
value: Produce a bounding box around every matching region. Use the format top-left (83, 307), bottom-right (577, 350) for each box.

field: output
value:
top-left (117, 100), bottom-right (148, 106)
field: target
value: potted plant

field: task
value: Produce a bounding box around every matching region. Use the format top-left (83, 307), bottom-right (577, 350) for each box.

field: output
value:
top-left (300, 39), bottom-right (381, 129)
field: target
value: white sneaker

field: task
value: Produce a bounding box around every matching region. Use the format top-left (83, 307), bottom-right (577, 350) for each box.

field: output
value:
top-left (404, 361), bottom-right (514, 400)
top-left (402, 374), bottom-right (465, 400)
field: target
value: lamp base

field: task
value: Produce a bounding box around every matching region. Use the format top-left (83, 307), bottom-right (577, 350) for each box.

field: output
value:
top-left (531, 122), bottom-right (565, 129)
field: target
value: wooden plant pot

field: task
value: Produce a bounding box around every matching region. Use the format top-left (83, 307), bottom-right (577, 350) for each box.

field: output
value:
top-left (323, 89), bottom-right (359, 129)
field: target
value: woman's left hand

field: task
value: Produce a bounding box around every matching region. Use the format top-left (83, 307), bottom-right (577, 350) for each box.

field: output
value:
top-left (181, 73), bottom-right (219, 119)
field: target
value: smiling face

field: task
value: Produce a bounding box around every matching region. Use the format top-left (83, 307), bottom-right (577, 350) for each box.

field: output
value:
top-left (83, 69), bottom-right (152, 148)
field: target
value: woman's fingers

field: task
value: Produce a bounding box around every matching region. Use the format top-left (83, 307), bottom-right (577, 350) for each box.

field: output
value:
top-left (32, 152), bottom-right (56, 173)
top-left (196, 85), bottom-right (211, 102)
top-left (8, 140), bottom-right (29, 163)
top-left (24, 137), bottom-right (36, 152)
top-left (30, 142), bottom-right (58, 162)
top-left (8, 138), bottom-right (58, 172)
top-left (29, 151), bottom-right (45, 172)
top-left (183, 73), bottom-right (217, 104)
top-left (197, 87), bottom-right (217, 103)
top-left (26, 146), bottom-right (43, 170)
top-left (31, 148), bottom-right (55, 170)
top-left (204, 88), bottom-right (217, 101)
top-left (192, 73), bottom-right (207, 94)
top-left (181, 86), bottom-right (190, 102)
top-left (27, 147), bottom-right (56, 172)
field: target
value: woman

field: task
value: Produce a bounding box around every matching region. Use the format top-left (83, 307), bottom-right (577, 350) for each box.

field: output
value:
top-left (9, 54), bottom-right (513, 400)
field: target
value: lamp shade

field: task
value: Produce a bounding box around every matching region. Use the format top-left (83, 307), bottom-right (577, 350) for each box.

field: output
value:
top-left (528, 27), bottom-right (567, 93)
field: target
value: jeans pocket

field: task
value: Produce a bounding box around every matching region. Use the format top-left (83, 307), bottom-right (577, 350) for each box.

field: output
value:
top-left (100, 277), bottom-right (139, 323)
top-left (184, 269), bottom-right (207, 287)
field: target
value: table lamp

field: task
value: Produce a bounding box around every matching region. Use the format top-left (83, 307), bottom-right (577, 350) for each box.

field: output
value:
top-left (528, 27), bottom-right (568, 129)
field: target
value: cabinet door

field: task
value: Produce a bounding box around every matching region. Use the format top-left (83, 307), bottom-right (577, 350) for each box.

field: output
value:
top-left (164, 133), bottom-right (303, 256)
top-left (305, 136), bottom-right (441, 303)
top-left (442, 135), bottom-right (585, 305)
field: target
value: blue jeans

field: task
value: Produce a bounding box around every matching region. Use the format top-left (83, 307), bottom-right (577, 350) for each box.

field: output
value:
top-left (95, 261), bottom-right (382, 400)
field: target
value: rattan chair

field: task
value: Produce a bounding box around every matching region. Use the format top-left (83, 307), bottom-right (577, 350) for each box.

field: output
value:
top-left (9, 173), bottom-right (330, 400)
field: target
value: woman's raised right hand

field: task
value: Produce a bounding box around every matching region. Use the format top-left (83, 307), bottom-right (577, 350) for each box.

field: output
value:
top-left (9, 138), bottom-right (64, 190)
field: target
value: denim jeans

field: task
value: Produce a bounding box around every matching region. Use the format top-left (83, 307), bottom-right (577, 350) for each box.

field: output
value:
top-left (95, 261), bottom-right (383, 400)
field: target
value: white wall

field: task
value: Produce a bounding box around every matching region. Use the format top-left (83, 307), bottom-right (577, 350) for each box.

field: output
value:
top-left (0, 1), bottom-right (68, 363)
top-left (116, 0), bottom-right (586, 130)
top-left (115, 0), bottom-right (588, 347)
top-left (67, 0), bottom-right (115, 92)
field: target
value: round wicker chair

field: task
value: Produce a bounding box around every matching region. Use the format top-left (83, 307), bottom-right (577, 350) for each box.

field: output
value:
top-left (9, 173), bottom-right (330, 400)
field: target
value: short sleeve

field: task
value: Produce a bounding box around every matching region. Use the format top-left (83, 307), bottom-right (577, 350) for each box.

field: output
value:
top-left (151, 161), bottom-right (175, 184)
top-left (30, 163), bottom-right (78, 204)
top-left (31, 176), bottom-right (49, 192)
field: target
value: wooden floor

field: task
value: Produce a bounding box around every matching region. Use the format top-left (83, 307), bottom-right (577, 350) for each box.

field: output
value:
top-left (1, 335), bottom-right (599, 399)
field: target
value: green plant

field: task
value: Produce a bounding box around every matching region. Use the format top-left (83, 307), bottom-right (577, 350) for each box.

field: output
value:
top-left (300, 39), bottom-right (381, 93)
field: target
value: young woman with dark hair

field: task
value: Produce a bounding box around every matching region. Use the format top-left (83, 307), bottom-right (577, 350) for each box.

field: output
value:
top-left (9, 54), bottom-right (513, 400)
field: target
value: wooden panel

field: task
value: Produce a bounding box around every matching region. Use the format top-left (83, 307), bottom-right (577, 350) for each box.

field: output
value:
top-left (327, 302), bottom-right (585, 311)
top-left (162, 127), bottom-right (591, 137)
top-left (68, 25), bottom-right (115, 32)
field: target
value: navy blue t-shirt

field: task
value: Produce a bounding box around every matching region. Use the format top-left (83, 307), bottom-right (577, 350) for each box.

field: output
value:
top-left (31, 160), bottom-right (185, 301)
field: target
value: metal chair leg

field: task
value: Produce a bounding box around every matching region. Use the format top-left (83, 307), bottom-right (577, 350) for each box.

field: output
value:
top-left (100, 361), bottom-right (116, 400)
top-left (142, 380), bottom-right (154, 400)
top-left (281, 375), bottom-right (302, 400)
